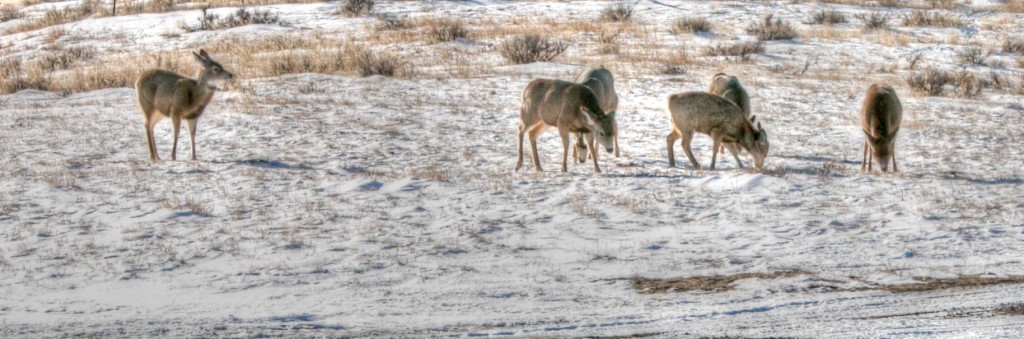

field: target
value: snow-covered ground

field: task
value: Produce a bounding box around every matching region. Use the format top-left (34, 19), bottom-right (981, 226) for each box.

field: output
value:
top-left (2, 1), bottom-right (1024, 337)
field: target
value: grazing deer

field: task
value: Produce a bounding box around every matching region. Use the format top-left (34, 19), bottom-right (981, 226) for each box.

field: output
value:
top-left (666, 92), bottom-right (768, 170)
top-left (860, 84), bottom-right (902, 172)
top-left (515, 79), bottom-right (617, 173)
top-left (136, 49), bottom-right (234, 161)
top-left (708, 73), bottom-right (752, 167)
top-left (573, 67), bottom-right (620, 162)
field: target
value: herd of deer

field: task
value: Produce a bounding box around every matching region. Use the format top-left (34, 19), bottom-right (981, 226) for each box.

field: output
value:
top-left (135, 50), bottom-right (903, 174)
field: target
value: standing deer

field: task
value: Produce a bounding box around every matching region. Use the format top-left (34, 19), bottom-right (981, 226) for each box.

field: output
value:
top-left (515, 79), bottom-right (617, 173)
top-left (708, 73), bottom-right (752, 167)
top-left (136, 49), bottom-right (234, 161)
top-left (666, 92), bottom-right (768, 170)
top-left (860, 84), bottom-right (902, 172)
top-left (573, 67), bottom-right (620, 162)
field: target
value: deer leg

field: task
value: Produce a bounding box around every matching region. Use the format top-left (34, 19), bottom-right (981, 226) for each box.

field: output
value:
top-left (728, 143), bottom-right (744, 169)
top-left (145, 114), bottom-right (161, 161)
top-left (559, 128), bottom-right (570, 173)
top-left (186, 118), bottom-right (198, 161)
top-left (613, 121), bottom-right (620, 158)
top-left (515, 125), bottom-right (527, 171)
top-left (528, 127), bottom-right (544, 172)
top-left (170, 113), bottom-right (182, 161)
top-left (891, 149), bottom-right (898, 173)
top-left (666, 130), bottom-right (680, 167)
top-left (861, 140), bottom-right (869, 172)
top-left (589, 132), bottom-right (601, 173)
top-left (680, 130), bottom-right (700, 170)
top-left (710, 137), bottom-right (721, 171)
top-left (574, 132), bottom-right (588, 163)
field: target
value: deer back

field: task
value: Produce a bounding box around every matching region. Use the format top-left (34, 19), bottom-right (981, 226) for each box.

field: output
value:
top-left (576, 67), bottom-right (618, 112)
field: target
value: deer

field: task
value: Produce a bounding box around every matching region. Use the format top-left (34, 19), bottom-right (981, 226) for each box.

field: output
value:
top-left (515, 79), bottom-right (617, 173)
top-left (707, 73), bottom-right (752, 167)
top-left (860, 83), bottom-right (902, 173)
top-left (573, 67), bottom-right (620, 163)
top-left (666, 92), bottom-right (768, 170)
top-left (136, 49), bottom-right (234, 162)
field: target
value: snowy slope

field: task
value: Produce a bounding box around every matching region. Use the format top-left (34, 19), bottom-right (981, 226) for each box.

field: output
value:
top-left (2, 1), bottom-right (1024, 337)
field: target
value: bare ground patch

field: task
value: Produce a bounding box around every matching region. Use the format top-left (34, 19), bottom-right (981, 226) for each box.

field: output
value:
top-left (630, 269), bottom-right (812, 294)
top-left (873, 275), bottom-right (1024, 293)
top-left (630, 273), bottom-right (1024, 294)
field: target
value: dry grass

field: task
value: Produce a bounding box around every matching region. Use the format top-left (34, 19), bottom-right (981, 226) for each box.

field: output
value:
top-left (600, 2), bottom-right (633, 22)
top-left (997, 303), bottom-right (1024, 316)
top-left (498, 34), bottom-right (568, 64)
top-left (3, 0), bottom-right (107, 34)
top-left (906, 67), bottom-right (951, 96)
top-left (184, 197), bottom-right (213, 217)
top-left (703, 41), bottom-right (764, 62)
top-left (596, 29), bottom-right (620, 54)
top-left (950, 69), bottom-right (983, 98)
top-left (424, 18), bottom-right (468, 44)
top-left (874, 275), bottom-right (1024, 293)
top-left (902, 10), bottom-right (963, 27)
top-left (339, 0), bottom-right (373, 17)
top-left (352, 49), bottom-right (409, 77)
top-left (375, 14), bottom-right (409, 31)
top-left (179, 7), bottom-right (284, 32)
top-left (1, 33), bottom-right (416, 94)
top-left (631, 269), bottom-right (812, 293)
top-left (1, 4), bottom-right (22, 22)
top-left (657, 51), bottom-right (690, 75)
top-left (747, 14), bottom-right (797, 41)
top-left (805, 9), bottom-right (847, 25)
top-left (957, 46), bottom-right (992, 66)
top-left (1003, 38), bottom-right (1024, 54)
top-left (671, 16), bottom-right (711, 34)
top-left (855, 12), bottom-right (891, 31)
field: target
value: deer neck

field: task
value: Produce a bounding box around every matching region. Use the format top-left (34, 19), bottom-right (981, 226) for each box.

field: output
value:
top-left (196, 71), bottom-right (218, 99)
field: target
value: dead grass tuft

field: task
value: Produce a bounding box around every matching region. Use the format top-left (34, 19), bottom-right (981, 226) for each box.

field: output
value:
top-left (180, 7), bottom-right (284, 32)
top-left (671, 16), bottom-right (712, 34)
top-left (747, 14), bottom-right (797, 41)
top-left (950, 69), bottom-right (983, 98)
top-left (600, 2), bottom-right (633, 22)
top-left (806, 9), bottom-right (847, 25)
top-left (703, 41), bottom-right (764, 62)
top-left (498, 34), bottom-right (568, 64)
top-left (632, 269), bottom-right (812, 294)
top-left (902, 10), bottom-right (963, 27)
top-left (997, 303), bottom-right (1024, 316)
top-left (339, 0), bottom-right (373, 17)
top-left (957, 46), bottom-right (992, 66)
top-left (906, 67), bottom-right (951, 96)
top-left (855, 12), bottom-right (891, 31)
top-left (376, 14), bottom-right (409, 31)
top-left (424, 18), bottom-right (468, 44)
top-left (657, 51), bottom-right (690, 75)
top-left (353, 48), bottom-right (408, 77)
top-left (1003, 38), bottom-right (1024, 54)
top-left (184, 197), bottom-right (213, 217)
top-left (1, 4), bottom-right (22, 22)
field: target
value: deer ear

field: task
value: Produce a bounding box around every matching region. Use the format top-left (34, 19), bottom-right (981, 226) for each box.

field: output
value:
top-left (863, 129), bottom-right (879, 143)
top-left (891, 127), bottom-right (900, 136)
top-left (606, 110), bottom-right (616, 120)
top-left (750, 115), bottom-right (757, 124)
top-left (757, 121), bottom-right (762, 131)
top-left (193, 51), bottom-right (208, 64)
top-left (199, 49), bottom-right (210, 58)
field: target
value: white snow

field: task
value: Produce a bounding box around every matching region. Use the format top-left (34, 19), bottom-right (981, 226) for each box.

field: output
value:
top-left (2, 0), bottom-right (1024, 337)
